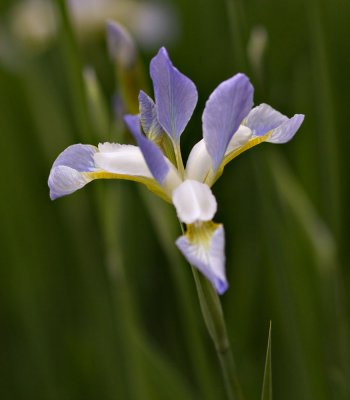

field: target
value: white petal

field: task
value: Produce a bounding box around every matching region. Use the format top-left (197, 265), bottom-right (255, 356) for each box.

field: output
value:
top-left (185, 139), bottom-right (212, 183)
top-left (176, 223), bottom-right (228, 294)
top-left (225, 125), bottom-right (252, 155)
top-left (94, 143), bottom-right (153, 178)
top-left (172, 180), bottom-right (217, 224)
top-left (49, 165), bottom-right (92, 200)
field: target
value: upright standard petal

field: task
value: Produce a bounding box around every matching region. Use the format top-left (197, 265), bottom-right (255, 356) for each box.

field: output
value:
top-left (48, 144), bottom-right (97, 200)
top-left (138, 90), bottom-right (163, 140)
top-left (150, 47), bottom-right (198, 141)
top-left (203, 73), bottom-right (253, 171)
top-left (176, 223), bottom-right (228, 295)
top-left (172, 180), bottom-right (217, 224)
top-left (124, 114), bottom-right (170, 184)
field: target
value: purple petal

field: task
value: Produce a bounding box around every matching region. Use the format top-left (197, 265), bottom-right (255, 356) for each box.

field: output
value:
top-left (49, 144), bottom-right (97, 200)
top-left (138, 90), bottom-right (163, 138)
top-left (176, 224), bottom-right (228, 295)
top-left (150, 47), bottom-right (198, 141)
top-left (48, 166), bottom-right (92, 200)
top-left (244, 103), bottom-right (288, 136)
top-left (203, 73), bottom-right (254, 170)
top-left (52, 144), bottom-right (98, 172)
top-left (267, 114), bottom-right (304, 143)
top-left (124, 114), bottom-right (169, 184)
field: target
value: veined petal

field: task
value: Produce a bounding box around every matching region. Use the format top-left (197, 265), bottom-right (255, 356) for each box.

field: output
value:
top-left (172, 180), bottom-right (217, 224)
top-left (267, 114), bottom-right (304, 143)
top-left (176, 222), bottom-right (228, 294)
top-left (49, 144), bottom-right (98, 199)
top-left (49, 166), bottom-right (92, 200)
top-left (185, 139), bottom-right (211, 183)
top-left (124, 114), bottom-right (171, 184)
top-left (244, 103), bottom-right (287, 136)
top-left (52, 143), bottom-right (98, 171)
top-left (94, 142), bottom-right (153, 178)
top-left (203, 73), bottom-right (253, 171)
top-left (150, 47), bottom-right (198, 141)
top-left (138, 90), bottom-right (163, 140)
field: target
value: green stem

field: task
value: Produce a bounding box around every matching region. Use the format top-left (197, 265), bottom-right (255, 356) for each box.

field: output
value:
top-left (191, 268), bottom-right (244, 400)
top-left (174, 142), bottom-right (185, 179)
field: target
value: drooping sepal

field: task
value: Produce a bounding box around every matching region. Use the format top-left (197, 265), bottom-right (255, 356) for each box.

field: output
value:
top-left (176, 222), bottom-right (228, 295)
top-left (48, 144), bottom-right (98, 199)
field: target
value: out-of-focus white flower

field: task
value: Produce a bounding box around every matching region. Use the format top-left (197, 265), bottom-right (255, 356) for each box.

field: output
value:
top-left (8, 0), bottom-right (178, 53)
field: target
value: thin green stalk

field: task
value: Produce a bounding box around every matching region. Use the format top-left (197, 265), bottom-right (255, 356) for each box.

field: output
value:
top-left (141, 192), bottom-right (219, 399)
top-left (174, 142), bottom-right (185, 178)
top-left (224, 0), bottom-right (248, 71)
top-left (178, 224), bottom-right (243, 400)
top-left (191, 268), bottom-right (244, 400)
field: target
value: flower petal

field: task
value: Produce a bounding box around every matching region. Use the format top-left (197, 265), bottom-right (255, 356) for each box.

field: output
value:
top-left (52, 143), bottom-right (98, 171)
top-left (267, 114), bottom-right (304, 143)
top-left (124, 114), bottom-right (170, 184)
top-left (150, 47), bottom-right (198, 141)
top-left (49, 165), bottom-right (92, 200)
top-left (176, 223), bottom-right (228, 294)
top-left (244, 103), bottom-right (288, 136)
top-left (225, 125), bottom-right (252, 155)
top-left (203, 73), bottom-right (253, 171)
top-left (138, 90), bottom-right (163, 140)
top-left (94, 142), bottom-right (153, 178)
top-left (185, 139), bottom-right (212, 183)
top-left (172, 180), bottom-right (217, 224)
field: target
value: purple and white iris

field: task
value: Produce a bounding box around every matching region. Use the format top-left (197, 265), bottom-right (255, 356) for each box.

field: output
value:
top-left (48, 47), bottom-right (304, 294)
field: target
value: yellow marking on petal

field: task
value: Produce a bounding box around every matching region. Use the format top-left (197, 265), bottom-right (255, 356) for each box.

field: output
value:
top-left (85, 171), bottom-right (171, 202)
top-left (186, 221), bottom-right (220, 246)
top-left (207, 131), bottom-right (271, 186)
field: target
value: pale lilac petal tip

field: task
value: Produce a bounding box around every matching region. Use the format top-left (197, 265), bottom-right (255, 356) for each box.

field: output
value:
top-left (203, 73), bottom-right (254, 171)
top-left (52, 144), bottom-right (97, 172)
top-left (138, 90), bottom-right (163, 138)
top-left (267, 114), bottom-right (304, 143)
top-left (176, 225), bottom-right (228, 295)
top-left (245, 103), bottom-right (288, 136)
top-left (48, 166), bottom-right (91, 200)
top-left (124, 114), bottom-right (169, 183)
top-left (150, 47), bottom-right (198, 141)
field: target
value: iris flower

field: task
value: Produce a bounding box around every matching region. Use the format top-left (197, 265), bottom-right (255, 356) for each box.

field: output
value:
top-left (49, 47), bottom-right (304, 294)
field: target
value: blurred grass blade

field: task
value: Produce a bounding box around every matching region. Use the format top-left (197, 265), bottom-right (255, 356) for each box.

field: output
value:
top-left (261, 322), bottom-right (272, 400)
top-left (83, 67), bottom-right (110, 140)
top-left (267, 151), bottom-right (336, 274)
top-left (54, 0), bottom-right (92, 141)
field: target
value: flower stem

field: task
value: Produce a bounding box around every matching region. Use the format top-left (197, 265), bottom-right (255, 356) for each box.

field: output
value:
top-left (174, 142), bottom-right (185, 179)
top-left (191, 266), bottom-right (244, 400)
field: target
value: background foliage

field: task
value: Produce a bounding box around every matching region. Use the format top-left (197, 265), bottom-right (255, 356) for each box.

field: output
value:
top-left (1, 0), bottom-right (349, 399)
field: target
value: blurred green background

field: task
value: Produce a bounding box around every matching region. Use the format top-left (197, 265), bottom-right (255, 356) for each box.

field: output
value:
top-left (0, 0), bottom-right (349, 399)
